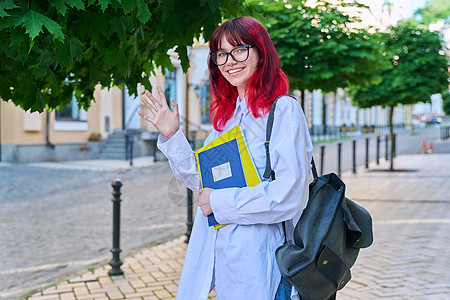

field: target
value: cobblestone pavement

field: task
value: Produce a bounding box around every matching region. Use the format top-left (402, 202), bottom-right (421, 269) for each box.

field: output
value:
top-left (338, 154), bottom-right (450, 299)
top-left (1, 126), bottom-right (449, 299)
top-left (18, 153), bottom-right (450, 300)
top-left (0, 158), bottom-right (190, 299)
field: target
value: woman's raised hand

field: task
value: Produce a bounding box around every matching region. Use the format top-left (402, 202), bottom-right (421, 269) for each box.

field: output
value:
top-left (138, 86), bottom-right (180, 139)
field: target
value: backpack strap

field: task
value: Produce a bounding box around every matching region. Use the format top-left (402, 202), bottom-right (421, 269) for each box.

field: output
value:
top-left (263, 94), bottom-right (297, 180)
top-left (263, 94), bottom-right (297, 244)
top-left (311, 157), bottom-right (318, 179)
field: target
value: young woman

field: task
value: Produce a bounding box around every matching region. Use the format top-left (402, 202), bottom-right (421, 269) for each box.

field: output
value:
top-left (139, 16), bottom-right (313, 300)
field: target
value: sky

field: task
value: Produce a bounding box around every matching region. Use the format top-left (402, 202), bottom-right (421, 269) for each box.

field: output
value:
top-left (409, 0), bottom-right (429, 16)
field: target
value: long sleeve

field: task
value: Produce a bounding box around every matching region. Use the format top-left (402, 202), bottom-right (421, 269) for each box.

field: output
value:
top-left (157, 129), bottom-right (202, 192)
top-left (210, 97), bottom-right (313, 225)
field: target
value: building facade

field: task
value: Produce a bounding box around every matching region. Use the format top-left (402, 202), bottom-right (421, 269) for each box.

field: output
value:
top-left (0, 43), bottom-right (408, 163)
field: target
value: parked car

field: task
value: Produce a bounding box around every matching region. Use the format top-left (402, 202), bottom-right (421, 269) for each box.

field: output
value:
top-left (430, 117), bottom-right (442, 124)
top-left (420, 114), bottom-right (443, 124)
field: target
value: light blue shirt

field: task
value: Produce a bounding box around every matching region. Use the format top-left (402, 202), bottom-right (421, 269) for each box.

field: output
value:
top-left (158, 95), bottom-right (313, 300)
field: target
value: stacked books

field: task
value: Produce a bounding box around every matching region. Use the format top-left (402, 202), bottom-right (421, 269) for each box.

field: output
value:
top-left (195, 126), bottom-right (261, 229)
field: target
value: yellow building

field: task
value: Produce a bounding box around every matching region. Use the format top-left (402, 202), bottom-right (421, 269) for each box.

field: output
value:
top-left (1, 85), bottom-right (121, 162)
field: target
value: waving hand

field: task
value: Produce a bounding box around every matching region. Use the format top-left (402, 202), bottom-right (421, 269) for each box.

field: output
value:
top-left (138, 86), bottom-right (180, 139)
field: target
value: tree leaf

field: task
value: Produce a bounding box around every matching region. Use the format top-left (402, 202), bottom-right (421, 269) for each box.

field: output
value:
top-left (64, 0), bottom-right (86, 10)
top-left (97, 0), bottom-right (113, 12)
top-left (0, 0), bottom-right (17, 18)
top-left (33, 49), bottom-right (52, 78)
top-left (49, 0), bottom-right (68, 16)
top-left (137, 0), bottom-right (151, 23)
top-left (57, 39), bottom-right (73, 69)
top-left (69, 36), bottom-right (83, 61)
top-left (121, 0), bottom-right (138, 14)
top-left (15, 8), bottom-right (64, 41)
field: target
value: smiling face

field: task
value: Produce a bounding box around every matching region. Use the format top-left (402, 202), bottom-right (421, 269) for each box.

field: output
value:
top-left (217, 35), bottom-right (259, 100)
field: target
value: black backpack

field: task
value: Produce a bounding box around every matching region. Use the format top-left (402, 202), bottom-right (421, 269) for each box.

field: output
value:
top-left (264, 95), bottom-right (373, 300)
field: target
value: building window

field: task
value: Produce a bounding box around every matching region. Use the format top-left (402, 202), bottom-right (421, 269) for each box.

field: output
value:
top-left (55, 95), bottom-right (86, 121)
top-left (200, 83), bottom-right (211, 124)
top-left (165, 69), bottom-right (176, 108)
top-left (54, 94), bottom-right (87, 131)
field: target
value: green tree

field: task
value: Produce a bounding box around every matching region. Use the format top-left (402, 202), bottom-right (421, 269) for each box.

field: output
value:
top-left (0, 0), bottom-right (248, 112)
top-left (247, 0), bottom-right (382, 112)
top-left (443, 90), bottom-right (450, 116)
top-left (414, 0), bottom-right (450, 25)
top-left (348, 21), bottom-right (449, 170)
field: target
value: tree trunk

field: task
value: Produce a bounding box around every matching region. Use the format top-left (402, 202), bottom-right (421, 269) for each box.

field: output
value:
top-left (389, 105), bottom-right (395, 171)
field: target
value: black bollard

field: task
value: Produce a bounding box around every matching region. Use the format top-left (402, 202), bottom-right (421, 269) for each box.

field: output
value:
top-left (365, 138), bottom-right (369, 169)
top-left (125, 135), bottom-right (129, 161)
top-left (129, 139), bottom-right (134, 166)
top-left (352, 140), bottom-right (356, 174)
top-left (186, 189), bottom-right (193, 243)
top-left (109, 179), bottom-right (124, 276)
top-left (376, 136), bottom-right (380, 165)
top-left (385, 135), bottom-right (389, 161)
top-left (320, 145), bottom-right (325, 176)
top-left (153, 137), bottom-right (158, 162)
top-left (337, 143), bottom-right (342, 177)
top-left (393, 134), bottom-right (396, 157)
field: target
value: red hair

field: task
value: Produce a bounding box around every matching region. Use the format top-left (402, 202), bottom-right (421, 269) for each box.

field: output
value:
top-left (208, 16), bottom-right (289, 131)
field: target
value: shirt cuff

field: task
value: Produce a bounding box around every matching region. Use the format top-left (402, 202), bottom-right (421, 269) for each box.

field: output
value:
top-left (210, 188), bottom-right (239, 224)
top-left (157, 128), bottom-right (192, 163)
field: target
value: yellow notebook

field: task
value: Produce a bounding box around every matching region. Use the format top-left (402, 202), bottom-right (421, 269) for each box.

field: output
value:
top-left (195, 126), bottom-right (261, 229)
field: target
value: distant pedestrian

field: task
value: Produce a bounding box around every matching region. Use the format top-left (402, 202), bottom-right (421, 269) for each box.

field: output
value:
top-left (139, 16), bottom-right (312, 300)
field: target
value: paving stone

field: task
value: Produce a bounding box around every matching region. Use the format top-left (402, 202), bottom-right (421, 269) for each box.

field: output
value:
top-left (164, 283), bottom-right (178, 294)
top-left (129, 279), bottom-right (147, 289)
top-left (82, 292), bottom-right (107, 299)
top-left (73, 286), bottom-right (90, 296)
top-left (106, 289), bottom-right (125, 300)
top-left (9, 152), bottom-right (450, 300)
top-left (27, 295), bottom-right (60, 300)
top-left (117, 283), bottom-right (135, 294)
top-left (98, 276), bottom-right (114, 287)
top-left (42, 287), bottom-right (73, 295)
top-left (59, 292), bottom-right (76, 300)
top-left (86, 281), bottom-right (102, 291)
top-left (74, 295), bottom-right (96, 300)
top-left (153, 289), bottom-right (172, 299)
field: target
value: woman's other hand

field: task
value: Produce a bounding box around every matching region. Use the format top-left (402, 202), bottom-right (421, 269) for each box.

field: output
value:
top-left (198, 188), bottom-right (213, 216)
top-left (138, 86), bottom-right (180, 139)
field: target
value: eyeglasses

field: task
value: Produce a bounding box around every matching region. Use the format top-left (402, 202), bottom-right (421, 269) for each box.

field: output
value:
top-left (210, 45), bottom-right (255, 66)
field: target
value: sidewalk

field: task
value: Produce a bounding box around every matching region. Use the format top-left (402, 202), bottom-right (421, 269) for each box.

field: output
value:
top-left (25, 153), bottom-right (450, 299)
top-left (22, 156), bottom-right (158, 172)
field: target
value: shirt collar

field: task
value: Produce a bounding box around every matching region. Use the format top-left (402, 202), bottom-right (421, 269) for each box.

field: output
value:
top-left (232, 96), bottom-right (250, 119)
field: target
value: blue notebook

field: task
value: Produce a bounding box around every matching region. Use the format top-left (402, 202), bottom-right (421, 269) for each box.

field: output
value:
top-left (197, 139), bottom-right (247, 226)
top-left (195, 126), bottom-right (261, 228)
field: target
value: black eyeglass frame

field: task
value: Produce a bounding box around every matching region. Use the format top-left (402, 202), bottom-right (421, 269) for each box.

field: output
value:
top-left (210, 45), bottom-right (255, 66)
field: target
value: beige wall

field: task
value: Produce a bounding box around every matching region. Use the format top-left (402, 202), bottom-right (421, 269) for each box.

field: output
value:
top-left (96, 85), bottom-right (123, 137)
top-left (1, 100), bottom-right (46, 144)
top-left (0, 84), bottom-right (123, 146)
